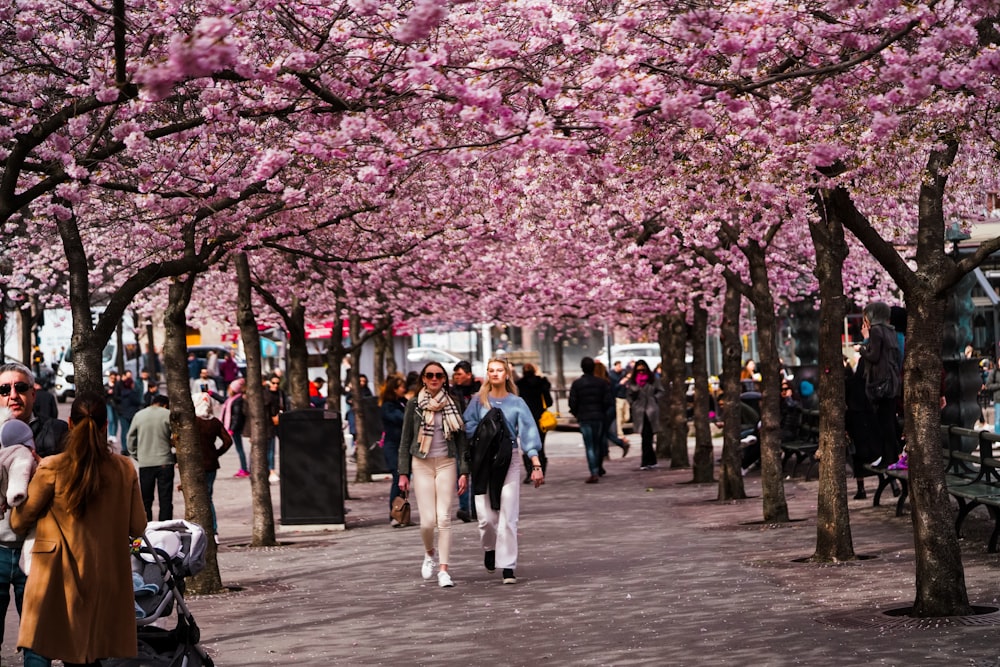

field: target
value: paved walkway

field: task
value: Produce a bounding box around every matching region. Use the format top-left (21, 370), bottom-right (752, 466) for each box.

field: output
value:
top-left (5, 430), bottom-right (1000, 666)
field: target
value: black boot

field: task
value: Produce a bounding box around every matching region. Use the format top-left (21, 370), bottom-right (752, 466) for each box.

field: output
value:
top-left (853, 479), bottom-right (867, 500)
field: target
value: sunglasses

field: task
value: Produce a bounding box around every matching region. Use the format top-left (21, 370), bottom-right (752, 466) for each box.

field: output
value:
top-left (0, 382), bottom-right (31, 396)
top-left (423, 372), bottom-right (446, 380)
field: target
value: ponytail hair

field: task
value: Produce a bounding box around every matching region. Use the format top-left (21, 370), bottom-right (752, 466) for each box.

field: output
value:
top-left (64, 392), bottom-right (112, 517)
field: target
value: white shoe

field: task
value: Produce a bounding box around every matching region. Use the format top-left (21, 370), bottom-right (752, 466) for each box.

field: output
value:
top-left (438, 570), bottom-right (454, 588)
top-left (268, 471), bottom-right (280, 483)
top-left (421, 554), bottom-right (436, 580)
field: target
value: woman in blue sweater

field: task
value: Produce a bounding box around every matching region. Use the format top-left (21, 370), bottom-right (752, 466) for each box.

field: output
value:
top-left (463, 358), bottom-right (544, 584)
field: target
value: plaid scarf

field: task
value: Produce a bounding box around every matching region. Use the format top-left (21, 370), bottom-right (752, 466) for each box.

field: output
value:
top-left (417, 388), bottom-right (464, 455)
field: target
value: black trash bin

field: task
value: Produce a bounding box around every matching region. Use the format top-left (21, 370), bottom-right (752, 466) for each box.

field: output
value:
top-left (278, 409), bottom-right (345, 526)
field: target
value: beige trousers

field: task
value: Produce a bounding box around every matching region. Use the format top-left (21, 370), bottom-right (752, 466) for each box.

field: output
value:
top-left (411, 456), bottom-right (457, 565)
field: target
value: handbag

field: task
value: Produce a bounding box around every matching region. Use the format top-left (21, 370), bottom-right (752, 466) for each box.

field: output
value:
top-left (390, 491), bottom-right (411, 526)
top-left (538, 410), bottom-right (557, 433)
top-left (538, 396), bottom-right (558, 433)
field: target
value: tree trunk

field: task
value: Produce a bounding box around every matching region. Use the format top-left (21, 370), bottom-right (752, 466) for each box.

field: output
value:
top-left (554, 333), bottom-right (566, 397)
top-left (18, 303), bottom-right (32, 366)
top-left (837, 142), bottom-right (972, 615)
top-left (656, 314), bottom-right (689, 466)
top-left (285, 296), bottom-right (310, 411)
top-left (114, 318), bottom-right (125, 373)
top-left (745, 242), bottom-right (790, 522)
top-left (324, 314), bottom-right (350, 501)
top-left (809, 188), bottom-right (855, 561)
top-left (718, 283), bottom-right (747, 500)
top-left (690, 300), bottom-right (715, 483)
top-left (383, 327), bottom-right (398, 378)
top-left (349, 313), bottom-right (371, 483)
top-left (235, 253), bottom-right (277, 547)
top-left (145, 319), bottom-right (160, 382)
top-left (905, 288), bottom-right (972, 615)
top-left (373, 329), bottom-right (388, 388)
top-left (164, 275), bottom-right (224, 593)
top-left (61, 209), bottom-right (106, 397)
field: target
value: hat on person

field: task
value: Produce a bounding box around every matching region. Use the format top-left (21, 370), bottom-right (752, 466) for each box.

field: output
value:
top-left (192, 392), bottom-right (213, 419)
top-left (0, 419), bottom-right (35, 451)
top-left (139, 530), bottom-right (185, 563)
top-left (799, 380), bottom-right (815, 398)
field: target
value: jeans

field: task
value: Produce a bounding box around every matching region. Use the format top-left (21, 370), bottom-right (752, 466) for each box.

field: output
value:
top-left (266, 436), bottom-right (276, 471)
top-left (0, 544), bottom-right (26, 648)
top-left (579, 421), bottom-right (605, 476)
top-left (118, 416), bottom-right (133, 455)
top-left (139, 464), bottom-right (174, 521)
top-left (232, 432), bottom-right (248, 472)
top-left (107, 405), bottom-right (119, 438)
top-left (205, 469), bottom-right (218, 532)
top-left (21, 649), bottom-right (53, 667)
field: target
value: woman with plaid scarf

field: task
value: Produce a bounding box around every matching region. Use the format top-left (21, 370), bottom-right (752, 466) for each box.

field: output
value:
top-left (398, 362), bottom-right (470, 588)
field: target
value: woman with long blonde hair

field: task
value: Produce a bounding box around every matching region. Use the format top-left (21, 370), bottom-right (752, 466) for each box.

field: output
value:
top-left (463, 357), bottom-right (544, 585)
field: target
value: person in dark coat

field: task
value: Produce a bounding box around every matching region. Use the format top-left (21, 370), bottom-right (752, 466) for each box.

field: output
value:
top-left (114, 374), bottom-right (143, 455)
top-left (515, 363), bottom-right (554, 483)
top-left (193, 392), bottom-right (233, 534)
top-left (263, 376), bottom-right (288, 483)
top-left (380, 374), bottom-right (408, 525)
top-left (854, 301), bottom-right (902, 466)
top-left (625, 359), bottom-right (662, 470)
top-left (569, 357), bottom-right (613, 483)
top-left (30, 381), bottom-right (58, 420)
top-left (845, 356), bottom-right (880, 499)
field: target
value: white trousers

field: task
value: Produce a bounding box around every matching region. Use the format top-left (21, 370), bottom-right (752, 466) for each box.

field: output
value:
top-left (476, 451), bottom-right (523, 570)
top-left (411, 456), bottom-right (456, 565)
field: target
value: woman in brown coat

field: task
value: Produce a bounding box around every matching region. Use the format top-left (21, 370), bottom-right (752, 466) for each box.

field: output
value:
top-left (12, 392), bottom-right (146, 666)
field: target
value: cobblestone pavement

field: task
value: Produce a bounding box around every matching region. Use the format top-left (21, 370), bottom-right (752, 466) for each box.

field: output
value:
top-left (4, 429), bottom-right (1000, 666)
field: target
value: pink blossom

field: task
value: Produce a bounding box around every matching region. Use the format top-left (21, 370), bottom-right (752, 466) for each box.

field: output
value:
top-left (395, 0), bottom-right (448, 44)
top-left (807, 143), bottom-right (847, 168)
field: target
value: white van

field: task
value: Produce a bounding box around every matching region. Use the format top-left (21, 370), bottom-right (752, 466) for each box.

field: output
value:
top-left (54, 339), bottom-right (144, 402)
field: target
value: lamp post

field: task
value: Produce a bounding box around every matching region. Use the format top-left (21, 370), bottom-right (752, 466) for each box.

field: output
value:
top-left (946, 221), bottom-right (971, 257)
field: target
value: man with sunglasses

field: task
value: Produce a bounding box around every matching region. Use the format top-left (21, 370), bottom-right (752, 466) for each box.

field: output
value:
top-left (0, 362), bottom-right (68, 658)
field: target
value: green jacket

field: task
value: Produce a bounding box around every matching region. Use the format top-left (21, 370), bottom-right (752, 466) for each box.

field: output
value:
top-left (398, 398), bottom-right (469, 477)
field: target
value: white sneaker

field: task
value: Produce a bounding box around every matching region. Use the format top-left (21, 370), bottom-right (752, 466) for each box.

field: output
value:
top-left (438, 570), bottom-right (454, 588)
top-left (268, 471), bottom-right (280, 483)
top-left (421, 554), bottom-right (436, 580)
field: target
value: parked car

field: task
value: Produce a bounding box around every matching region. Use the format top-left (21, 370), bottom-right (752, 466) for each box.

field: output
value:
top-left (597, 343), bottom-right (663, 370)
top-left (406, 347), bottom-right (483, 379)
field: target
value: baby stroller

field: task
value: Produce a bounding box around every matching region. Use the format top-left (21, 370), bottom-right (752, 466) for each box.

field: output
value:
top-left (106, 520), bottom-right (214, 667)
